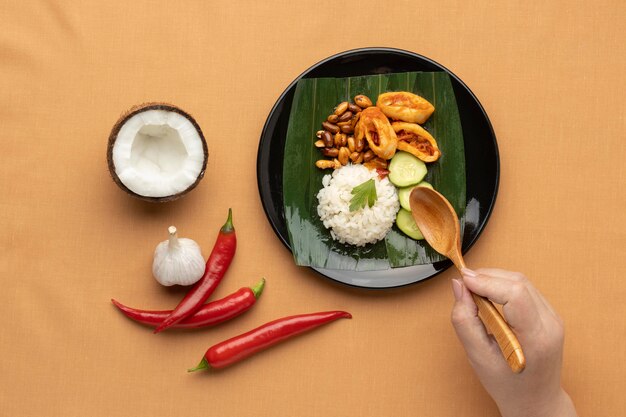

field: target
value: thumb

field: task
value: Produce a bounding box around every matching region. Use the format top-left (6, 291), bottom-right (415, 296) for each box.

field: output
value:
top-left (450, 279), bottom-right (501, 366)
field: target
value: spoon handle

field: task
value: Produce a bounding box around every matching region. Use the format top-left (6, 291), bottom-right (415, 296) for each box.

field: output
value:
top-left (470, 293), bottom-right (526, 373)
top-left (450, 255), bottom-right (525, 373)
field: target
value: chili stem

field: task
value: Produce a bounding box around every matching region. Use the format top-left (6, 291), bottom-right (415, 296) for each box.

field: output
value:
top-left (221, 208), bottom-right (233, 233)
top-left (188, 358), bottom-right (210, 372)
top-left (251, 277), bottom-right (266, 298)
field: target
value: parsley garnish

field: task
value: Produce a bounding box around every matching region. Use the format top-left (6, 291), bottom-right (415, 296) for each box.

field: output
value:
top-left (349, 179), bottom-right (377, 212)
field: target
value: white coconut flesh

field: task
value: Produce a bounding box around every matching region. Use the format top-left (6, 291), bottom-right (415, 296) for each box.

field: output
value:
top-left (112, 110), bottom-right (205, 198)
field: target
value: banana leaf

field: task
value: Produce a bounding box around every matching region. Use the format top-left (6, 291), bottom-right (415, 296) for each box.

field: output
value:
top-left (283, 72), bottom-right (465, 270)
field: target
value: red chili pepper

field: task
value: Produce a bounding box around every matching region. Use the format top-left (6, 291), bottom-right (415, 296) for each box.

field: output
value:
top-left (188, 310), bottom-right (352, 371)
top-left (111, 278), bottom-right (264, 329)
top-left (154, 209), bottom-right (237, 333)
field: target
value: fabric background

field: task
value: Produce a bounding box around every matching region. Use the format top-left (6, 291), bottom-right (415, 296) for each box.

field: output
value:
top-left (1, 1), bottom-right (624, 416)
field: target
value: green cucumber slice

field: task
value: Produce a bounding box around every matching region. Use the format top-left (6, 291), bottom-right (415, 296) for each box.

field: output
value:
top-left (396, 209), bottom-right (425, 240)
top-left (388, 151), bottom-right (427, 187)
top-left (398, 182), bottom-right (434, 211)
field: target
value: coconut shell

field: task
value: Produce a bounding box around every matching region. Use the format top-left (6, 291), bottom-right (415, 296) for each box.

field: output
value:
top-left (106, 102), bottom-right (208, 203)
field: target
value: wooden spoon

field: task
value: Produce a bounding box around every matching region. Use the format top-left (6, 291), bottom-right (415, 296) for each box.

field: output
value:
top-left (409, 187), bottom-right (525, 373)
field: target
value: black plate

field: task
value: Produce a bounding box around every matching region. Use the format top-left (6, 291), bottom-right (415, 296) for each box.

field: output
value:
top-left (256, 48), bottom-right (499, 289)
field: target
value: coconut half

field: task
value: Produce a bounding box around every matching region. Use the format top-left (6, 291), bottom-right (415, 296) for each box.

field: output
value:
top-left (107, 103), bottom-right (208, 202)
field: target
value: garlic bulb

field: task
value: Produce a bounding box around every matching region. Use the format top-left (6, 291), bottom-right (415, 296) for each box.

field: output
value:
top-left (152, 226), bottom-right (205, 286)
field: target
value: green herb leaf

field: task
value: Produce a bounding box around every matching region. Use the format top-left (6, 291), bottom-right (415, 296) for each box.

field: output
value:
top-left (349, 179), bottom-right (377, 212)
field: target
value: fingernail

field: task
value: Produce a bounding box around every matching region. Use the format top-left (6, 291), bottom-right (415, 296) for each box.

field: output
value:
top-left (461, 268), bottom-right (478, 278)
top-left (451, 279), bottom-right (463, 301)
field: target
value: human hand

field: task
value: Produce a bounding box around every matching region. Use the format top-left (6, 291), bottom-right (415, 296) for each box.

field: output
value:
top-left (451, 268), bottom-right (578, 417)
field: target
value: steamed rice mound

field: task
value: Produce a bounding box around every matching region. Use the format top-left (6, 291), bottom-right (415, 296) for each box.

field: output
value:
top-left (317, 164), bottom-right (399, 247)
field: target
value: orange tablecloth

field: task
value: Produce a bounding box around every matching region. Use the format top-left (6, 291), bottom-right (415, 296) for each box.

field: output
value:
top-left (1, 1), bottom-right (625, 416)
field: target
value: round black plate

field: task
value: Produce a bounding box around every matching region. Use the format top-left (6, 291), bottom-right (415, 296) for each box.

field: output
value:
top-left (257, 47), bottom-right (499, 289)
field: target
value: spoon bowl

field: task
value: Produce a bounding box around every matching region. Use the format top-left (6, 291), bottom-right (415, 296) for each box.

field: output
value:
top-left (409, 186), bottom-right (526, 373)
top-left (408, 186), bottom-right (464, 269)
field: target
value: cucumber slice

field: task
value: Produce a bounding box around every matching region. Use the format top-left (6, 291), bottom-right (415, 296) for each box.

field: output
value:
top-left (398, 182), bottom-right (434, 211)
top-left (388, 151), bottom-right (427, 187)
top-left (396, 209), bottom-right (425, 240)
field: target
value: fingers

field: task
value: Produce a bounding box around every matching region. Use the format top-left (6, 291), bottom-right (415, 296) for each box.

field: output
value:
top-left (474, 268), bottom-right (555, 314)
top-left (460, 268), bottom-right (542, 333)
top-left (450, 279), bottom-right (502, 366)
top-left (474, 268), bottom-right (558, 317)
top-left (461, 268), bottom-right (524, 305)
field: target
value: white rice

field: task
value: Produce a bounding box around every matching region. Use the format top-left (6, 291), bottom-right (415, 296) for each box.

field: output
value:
top-left (316, 164), bottom-right (399, 247)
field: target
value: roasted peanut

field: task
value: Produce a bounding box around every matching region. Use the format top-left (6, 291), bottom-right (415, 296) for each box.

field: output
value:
top-left (322, 121), bottom-right (340, 134)
top-left (354, 95), bottom-right (373, 108)
top-left (362, 149), bottom-right (375, 162)
top-left (337, 120), bottom-right (353, 133)
top-left (348, 103), bottom-right (362, 113)
top-left (332, 158), bottom-right (341, 169)
top-left (355, 136), bottom-right (365, 152)
top-left (349, 151), bottom-right (361, 162)
top-left (315, 159), bottom-right (336, 169)
top-left (322, 147), bottom-right (339, 157)
top-left (321, 130), bottom-right (334, 147)
top-left (314, 140), bottom-right (325, 148)
top-left (334, 132), bottom-right (347, 147)
top-left (334, 101), bottom-right (349, 116)
top-left (316, 130), bottom-right (324, 138)
top-left (362, 161), bottom-right (376, 170)
top-left (338, 147), bottom-right (350, 165)
top-left (372, 157), bottom-right (388, 169)
top-left (355, 153), bottom-right (364, 164)
top-left (327, 114), bottom-right (339, 123)
top-left (350, 112), bottom-right (361, 129)
top-left (347, 136), bottom-right (356, 152)
top-left (340, 124), bottom-right (353, 134)
top-left (337, 111), bottom-right (353, 123)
